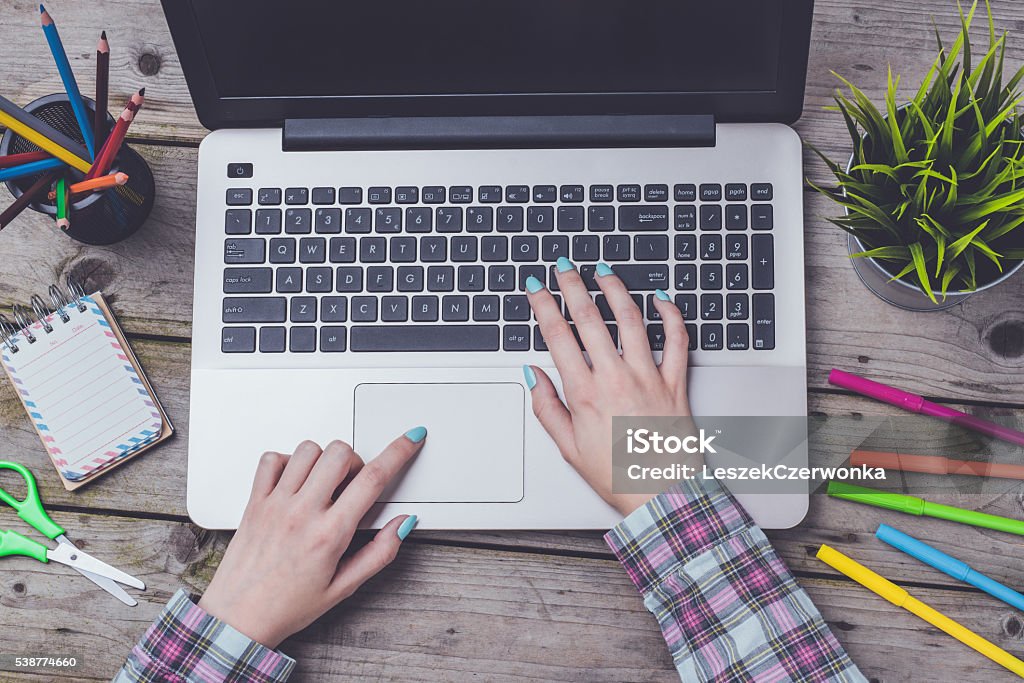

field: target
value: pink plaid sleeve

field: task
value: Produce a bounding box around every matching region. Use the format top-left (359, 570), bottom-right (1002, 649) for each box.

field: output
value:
top-left (606, 478), bottom-right (866, 682)
top-left (112, 589), bottom-right (295, 683)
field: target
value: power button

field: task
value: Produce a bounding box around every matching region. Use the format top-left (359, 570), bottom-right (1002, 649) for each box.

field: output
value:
top-left (227, 163), bottom-right (253, 178)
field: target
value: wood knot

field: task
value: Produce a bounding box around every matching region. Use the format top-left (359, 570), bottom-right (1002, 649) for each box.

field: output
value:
top-left (857, 355), bottom-right (870, 363)
top-left (1003, 613), bottom-right (1024, 639)
top-left (12, 582), bottom-right (25, 594)
top-left (987, 320), bottom-right (1024, 360)
top-left (138, 52), bottom-right (162, 76)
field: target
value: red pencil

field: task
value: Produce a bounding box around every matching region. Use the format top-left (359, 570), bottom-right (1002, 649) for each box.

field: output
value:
top-left (86, 89), bottom-right (144, 180)
top-left (0, 150), bottom-right (50, 169)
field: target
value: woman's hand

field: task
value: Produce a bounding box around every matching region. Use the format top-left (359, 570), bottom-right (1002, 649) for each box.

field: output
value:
top-left (197, 429), bottom-right (426, 649)
top-left (524, 259), bottom-right (691, 517)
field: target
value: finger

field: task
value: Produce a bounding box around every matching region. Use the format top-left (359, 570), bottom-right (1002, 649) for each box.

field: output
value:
top-left (249, 451), bottom-right (287, 500)
top-left (650, 290), bottom-right (690, 388)
top-left (592, 263), bottom-right (654, 370)
top-left (276, 440), bottom-right (324, 494)
top-left (554, 259), bottom-right (619, 367)
top-left (301, 440), bottom-right (364, 506)
top-left (328, 514), bottom-right (415, 603)
top-left (524, 365), bottom-right (578, 461)
top-left (524, 269), bottom-right (590, 385)
top-left (333, 428), bottom-right (426, 518)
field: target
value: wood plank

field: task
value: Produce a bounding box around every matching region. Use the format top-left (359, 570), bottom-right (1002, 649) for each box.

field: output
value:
top-left (1, 512), bottom-right (1022, 682)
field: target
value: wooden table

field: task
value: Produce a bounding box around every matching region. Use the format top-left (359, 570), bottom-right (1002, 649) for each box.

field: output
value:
top-left (2, 1), bottom-right (1024, 680)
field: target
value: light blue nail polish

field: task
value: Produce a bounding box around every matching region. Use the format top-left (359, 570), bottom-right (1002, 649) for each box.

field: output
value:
top-left (404, 426), bottom-right (428, 443)
top-left (596, 262), bottom-right (614, 277)
top-left (525, 276), bottom-right (544, 293)
top-left (522, 364), bottom-right (537, 389)
top-left (556, 256), bottom-right (575, 273)
top-left (397, 515), bottom-right (418, 540)
top-left (655, 289), bottom-right (671, 301)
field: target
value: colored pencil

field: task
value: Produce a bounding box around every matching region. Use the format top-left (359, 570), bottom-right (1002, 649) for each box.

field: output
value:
top-left (86, 89), bottom-right (143, 179)
top-left (40, 5), bottom-right (95, 158)
top-left (0, 169), bottom-right (59, 229)
top-left (0, 157), bottom-right (66, 183)
top-left (0, 151), bottom-right (50, 169)
top-left (94, 31), bottom-right (109, 148)
top-left (127, 87), bottom-right (145, 114)
top-left (0, 95), bottom-right (92, 173)
top-left (48, 172), bottom-right (128, 200)
top-left (55, 176), bottom-right (69, 229)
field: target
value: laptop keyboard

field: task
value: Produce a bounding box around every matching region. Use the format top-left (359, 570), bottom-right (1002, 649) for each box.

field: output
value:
top-left (220, 182), bottom-right (775, 354)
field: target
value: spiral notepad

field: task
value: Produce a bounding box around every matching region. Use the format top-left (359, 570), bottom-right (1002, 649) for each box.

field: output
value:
top-left (0, 280), bottom-right (172, 489)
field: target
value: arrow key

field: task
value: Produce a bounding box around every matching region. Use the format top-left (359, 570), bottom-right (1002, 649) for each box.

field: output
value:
top-left (647, 324), bottom-right (666, 351)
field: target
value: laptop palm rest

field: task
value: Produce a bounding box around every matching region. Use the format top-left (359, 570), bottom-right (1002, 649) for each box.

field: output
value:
top-left (353, 383), bottom-right (525, 503)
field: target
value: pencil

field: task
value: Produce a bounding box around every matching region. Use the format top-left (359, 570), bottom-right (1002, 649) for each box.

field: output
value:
top-left (0, 169), bottom-right (60, 229)
top-left (0, 151), bottom-right (50, 169)
top-left (40, 5), bottom-right (95, 159)
top-left (0, 157), bottom-right (66, 183)
top-left (94, 31), bottom-right (110, 148)
top-left (0, 96), bottom-right (92, 173)
top-left (47, 172), bottom-right (128, 200)
top-left (55, 176), bottom-right (69, 230)
top-left (86, 89), bottom-right (143, 179)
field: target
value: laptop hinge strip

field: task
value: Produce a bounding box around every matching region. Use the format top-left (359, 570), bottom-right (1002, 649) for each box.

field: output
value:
top-left (282, 115), bottom-right (716, 151)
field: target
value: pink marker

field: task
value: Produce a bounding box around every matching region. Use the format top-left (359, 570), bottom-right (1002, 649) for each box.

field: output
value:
top-left (828, 369), bottom-right (1024, 448)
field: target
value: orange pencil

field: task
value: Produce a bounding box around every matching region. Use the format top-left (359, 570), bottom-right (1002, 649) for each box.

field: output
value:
top-left (86, 89), bottom-right (144, 180)
top-left (48, 172), bottom-right (128, 200)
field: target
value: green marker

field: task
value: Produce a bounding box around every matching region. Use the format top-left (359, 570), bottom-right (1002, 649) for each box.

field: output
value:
top-left (827, 481), bottom-right (1024, 537)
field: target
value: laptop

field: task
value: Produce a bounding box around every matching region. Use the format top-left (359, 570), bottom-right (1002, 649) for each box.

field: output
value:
top-left (162, 0), bottom-right (815, 530)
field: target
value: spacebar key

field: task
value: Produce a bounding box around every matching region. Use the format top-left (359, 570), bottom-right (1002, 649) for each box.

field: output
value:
top-left (350, 325), bottom-right (500, 351)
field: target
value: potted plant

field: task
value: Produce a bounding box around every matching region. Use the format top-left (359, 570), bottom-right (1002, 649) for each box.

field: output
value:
top-left (810, 0), bottom-right (1024, 311)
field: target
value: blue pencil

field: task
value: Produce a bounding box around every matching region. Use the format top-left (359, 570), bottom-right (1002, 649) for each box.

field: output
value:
top-left (40, 5), bottom-right (95, 159)
top-left (876, 524), bottom-right (1024, 613)
top-left (0, 157), bottom-right (66, 183)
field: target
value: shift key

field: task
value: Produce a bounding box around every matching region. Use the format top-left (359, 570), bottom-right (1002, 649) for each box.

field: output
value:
top-left (618, 205), bottom-right (669, 231)
top-left (222, 297), bottom-right (286, 322)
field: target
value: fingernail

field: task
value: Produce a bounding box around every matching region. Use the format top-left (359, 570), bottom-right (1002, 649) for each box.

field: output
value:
top-left (596, 262), bottom-right (614, 277)
top-left (522, 364), bottom-right (537, 389)
top-left (404, 426), bottom-right (428, 443)
top-left (397, 515), bottom-right (418, 540)
top-left (525, 276), bottom-right (545, 293)
top-left (556, 256), bottom-right (575, 273)
top-left (655, 289), bottom-right (671, 301)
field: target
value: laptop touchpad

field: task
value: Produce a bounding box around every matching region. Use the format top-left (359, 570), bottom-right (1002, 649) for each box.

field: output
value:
top-left (353, 383), bottom-right (525, 503)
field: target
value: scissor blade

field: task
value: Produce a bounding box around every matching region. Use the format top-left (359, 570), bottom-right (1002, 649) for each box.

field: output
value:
top-left (72, 565), bottom-right (137, 606)
top-left (47, 543), bottom-right (146, 590)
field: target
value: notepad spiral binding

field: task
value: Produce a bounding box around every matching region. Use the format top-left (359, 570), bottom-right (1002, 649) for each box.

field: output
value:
top-left (0, 275), bottom-right (88, 353)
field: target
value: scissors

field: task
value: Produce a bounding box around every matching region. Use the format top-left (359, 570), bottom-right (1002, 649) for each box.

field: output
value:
top-left (0, 461), bottom-right (145, 606)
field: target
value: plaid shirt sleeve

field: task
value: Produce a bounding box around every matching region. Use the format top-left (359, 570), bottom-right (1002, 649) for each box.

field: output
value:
top-left (605, 477), bottom-right (866, 683)
top-left (112, 589), bottom-right (295, 683)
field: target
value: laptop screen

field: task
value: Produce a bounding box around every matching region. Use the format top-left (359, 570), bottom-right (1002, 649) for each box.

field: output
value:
top-left (188, 1), bottom-right (783, 99)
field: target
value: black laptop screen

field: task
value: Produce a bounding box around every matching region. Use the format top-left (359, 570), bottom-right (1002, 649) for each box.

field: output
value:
top-left (188, 1), bottom-right (783, 99)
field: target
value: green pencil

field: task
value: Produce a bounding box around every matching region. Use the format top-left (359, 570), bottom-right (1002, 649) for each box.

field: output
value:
top-left (55, 176), bottom-right (69, 230)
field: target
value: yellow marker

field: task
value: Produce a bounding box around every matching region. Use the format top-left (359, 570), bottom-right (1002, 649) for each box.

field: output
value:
top-left (0, 108), bottom-right (91, 174)
top-left (816, 545), bottom-right (1024, 678)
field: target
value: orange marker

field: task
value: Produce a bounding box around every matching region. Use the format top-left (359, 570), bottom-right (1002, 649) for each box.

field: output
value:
top-left (851, 449), bottom-right (1024, 481)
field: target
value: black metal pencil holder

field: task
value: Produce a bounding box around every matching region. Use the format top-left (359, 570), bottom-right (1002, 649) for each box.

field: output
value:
top-left (0, 93), bottom-right (155, 245)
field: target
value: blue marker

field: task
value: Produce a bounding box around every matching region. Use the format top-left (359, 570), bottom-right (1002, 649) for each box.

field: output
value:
top-left (876, 524), bottom-right (1024, 613)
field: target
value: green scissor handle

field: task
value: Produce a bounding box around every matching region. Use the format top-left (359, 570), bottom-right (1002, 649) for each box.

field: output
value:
top-left (0, 529), bottom-right (48, 562)
top-left (0, 461), bottom-right (64, 540)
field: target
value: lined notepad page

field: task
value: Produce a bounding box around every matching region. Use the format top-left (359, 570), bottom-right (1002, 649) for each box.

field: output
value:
top-left (1, 295), bottom-right (162, 480)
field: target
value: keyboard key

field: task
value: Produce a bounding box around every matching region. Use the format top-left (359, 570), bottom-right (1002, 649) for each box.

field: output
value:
top-left (603, 234), bottom-right (630, 261)
top-left (350, 325), bottom-right (500, 351)
top-left (505, 185), bottom-right (530, 203)
top-left (751, 234), bottom-right (774, 289)
top-left (686, 323), bottom-right (698, 350)
top-left (290, 326), bottom-right (316, 352)
top-left (422, 186), bottom-right (446, 203)
top-left (647, 324), bottom-right (666, 350)
top-left (228, 163), bottom-right (253, 179)
top-left (725, 204), bottom-right (747, 230)
top-left (452, 235), bottom-right (478, 262)
top-left (752, 204), bottom-right (774, 230)
top-left (338, 187), bottom-right (363, 204)
top-left (727, 293), bottom-right (748, 320)
top-left (481, 235), bottom-right (509, 262)
top-left (572, 235), bottom-right (600, 261)
top-left (751, 183), bottom-right (773, 200)
top-left (427, 265), bottom-right (455, 291)
top-left (557, 206), bottom-right (584, 232)
top-left (617, 184), bottom-right (641, 202)
top-left (675, 294), bottom-right (697, 320)
top-left (368, 187), bottom-right (392, 203)
top-left (489, 265), bottom-right (516, 291)
top-left (590, 184), bottom-right (614, 202)
top-left (701, 293), bottom-right (723, 320)
top-left (700, 235), bottom-right (722, 260)
top-left (412, 295), bottom-right (439, 321)
top-left (221, 326), bottom-right (255, 352)
top-left (226, 188), bottom-right (252, 205)
top-left (634, 235), bottom-right (668, 261)
top-left (406, 207), bottom-right (433, 233)
top-left (222, 297), bottom-right (286, 323)
top-left (375, 208), bottom-right (402, 233)
top-left (646, 294), bottom-right (662, 320)
top-left (329, 236), bottom-right (356, 263)
top-left (497, 206), bottom-right (524, 232)
top-left (360, 236), bottom-right (387, 262)
top-left (503, 325), bottom-right (531, 351)
top-left (390, 236), bottom-right (417, 262)
top-left (336, 267), bottom-right (363, 292)
top-left (727, 264), bottom-right (748, 290)
top-left (619, 205), bottom-right (669, 231)
top-left (560, 185), bottom-right (584, 202)
top-left (398, 265), bottom-right (424, 292)
top-left (518, 265), bottom-right (546, 291)
top-left (644, 184), bottom-right (668, 202)
top-left (532, 185), bottom-right (557, 202)
top-left (674, 205), bottom-right (696, 231)
top-left (224, 238), bottom-right (265, 264)
top-left (674, 184), bottom-right (696, 201)
top-left (321, 296), bottom-right (348, 322)
top-left (512, 235), bottom-right (539, 261)
top-left (258, 188), bottom-right (281, 205)
top-left (725, 183), bottom-right (747, 201)
top-left (458, 264), bottom-right (485, 291)
top-left (727, 323), bottom-right (749, 350)
top-left (395, 186), bottom-right (418, 204)
top-left (527, 206), bottom-right (554, 232)
top-left (421, 236), bottom-right (447, 261)
top-left (675, 234), bottom-right (696, 261)
top-left (699, 184), bottom-right (722, 202)
top-left (594, 295), bottom-right (615, 321)
top-left (578, 265), bottom-right (600, 291)
top-left (290, 296), bottom-right (317, 322)
top-left (382, 296), bottom-right (409, 321)
top-left (479, 186), bottom-right (502, 203)
top-left (315, 208), bottom-right (342, 233)
top-left (269, 238), bottom-right (295, 264)
top-left (351, 296), bottom-right (378, 322)
top-left (449, 186), bottom-right (473, 203)
top-left (701, 323), bottom-right (724, 350)
top-left (752, 293), bottom-right (775, 349)
top-left (436, 207), bottom-right (463, 233)
top-left (259, 327), bottom-right (286, 353)
top-left (366, 266), bottom-right (394, 292)
top-left (700, 205), bottom-right (722, 230)
top-left (588, 206), bottom-right (615, 232)
top-left (225, 209), bottom-right (251, 234)
top-left (320, 326), bottom-right (347, 352)
top-left (701, 264), bottom-right (723, 290)
top-left (442, 295), bottom-right (470, 321)
top-left (285, 187), bottom-right (308, 205)
top-left (726, 234), bottom-right (748, 260)
top-left (345, 208), bottom-right (372, 233)
top-left (675, 264), bottom-right (697, 290)
top-left (285, 208), bottom-right (312, 234)
top-left (312, 187), bottom-right (335, 205)
top-left (307, 267), bottom-right (333, 292)
top-left (503, 295), bottom-right (531, 321)
top-left (473, 295), bottom-right (500, 321)
top-left (299, 237), bottom-right (326, 263)
top-left (467, 207), bottom-right (494, 232)
top-left (542, 235), bottom-right (569, 262)
top-left (608, 264), bottom-right (669, 290)
top-left (223, 267), bottom-right (272, 293)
